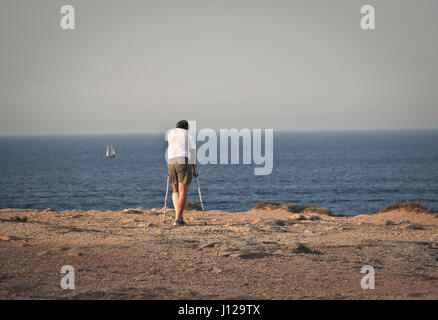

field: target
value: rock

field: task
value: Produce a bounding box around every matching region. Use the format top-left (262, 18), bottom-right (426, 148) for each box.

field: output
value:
top-left (216, 242), bottom-right (243, 257)
top-left (223, 239), bottom-right (250, 247)
top-left (44, 208), bottom-right (57, 213)
top-left (10, 216), bottom-right (28, 222)
top-left (212, 266), bottom-right (224, 274)
top-left (385, 220), bottom-right (395, 225)
top-left (53, 247), bottom-right (70, 251)
top-left (231, 252), bottom-right (271, 259)
top-left (122, 208), bottom-right (146, 215)
top-left (359, 239), bottom-right (383, 247)
top-left (243, 225), bottom-right (259, 232)
top-left (267, 226), bottom-right (287, 233)
top-left (303, 229), bottom-right (315, 235)
top-left (290, 214), bottom-right (306, 221)
top-left (308, 215), bottom-right (321, 221)
top-left (401, 223), bottom-right (425, 230)
top-left (403, 244), bottom-right (426, 256)
top-left (218, 246), bottom-right (237, 253)
top-left (0, 236), bottom-right (21, 241)
top-left (217, 251), bottom-right (232, 257)
top-left (260, 218), bottom-right (295, 230)
top-left (284, 219), bottom-right (297, 226)
top-left (36, 250), bottom-right (51, 256)
top-left (71, 210), bottom-right (85, 214)
top-left (285, 241), bottom-right (315, 254)
top-left (260, 218), bottom-right (284, 226)
top-left (271, 219), bottom-right (285, 226)
top-left (200, 241), bottom-right (220, 249)
top-left (273, 249), bottom-right (288, 255)
top-left (149, 209), bottom-right (162, 215)
top-left (67, 250), bottom-right (84, 257)
top-left (189, 289), bottom-right (200, 296)
top-left (138, 222), bottom-right (157, 228)
top-left (148, 267), bottom-right (160, 274)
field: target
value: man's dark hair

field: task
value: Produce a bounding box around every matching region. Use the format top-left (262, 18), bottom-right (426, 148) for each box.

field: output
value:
top-left (176, 120), bottom-right (189, 130)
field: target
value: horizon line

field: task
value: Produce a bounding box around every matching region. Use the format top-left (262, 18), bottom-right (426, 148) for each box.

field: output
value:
top-left (1, 128), bottom-right (438, 137)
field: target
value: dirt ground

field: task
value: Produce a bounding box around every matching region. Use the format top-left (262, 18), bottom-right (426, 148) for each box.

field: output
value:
top-left (1, 206), bottom-right (437, 299)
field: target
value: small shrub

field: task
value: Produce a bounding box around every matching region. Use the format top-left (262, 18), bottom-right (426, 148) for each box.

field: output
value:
top-left (377, 200), bottom-right (432, 214)
top-left (281, 203), bottom-right (302, 213)
top-left (252, 201), bottom-right (303, 213)
top-left (302, 205), bottom-right (333, 216)
top-left (253, 202), bottom-right (285, 210)
top-left (185, 202), bottom-right (202, 211)
top-left (252, 201), bottom-right (334, 215)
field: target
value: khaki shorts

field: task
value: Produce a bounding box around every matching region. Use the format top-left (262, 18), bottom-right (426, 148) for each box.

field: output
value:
top-left (168, 157), bottom-right (192, 185)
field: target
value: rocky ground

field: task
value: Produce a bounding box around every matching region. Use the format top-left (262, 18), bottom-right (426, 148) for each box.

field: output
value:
top-left (1, 204), bottom-right (437, 299)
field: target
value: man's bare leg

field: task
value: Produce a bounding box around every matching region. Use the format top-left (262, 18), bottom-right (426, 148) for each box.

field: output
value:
top-left (176, 183), bottom-right (189, 222)
top-left (171, 184), bottom-right (179, 214)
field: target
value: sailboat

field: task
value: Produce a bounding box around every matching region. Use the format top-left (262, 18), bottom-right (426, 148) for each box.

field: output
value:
top-left (104, 144), bottom-right (116, 158)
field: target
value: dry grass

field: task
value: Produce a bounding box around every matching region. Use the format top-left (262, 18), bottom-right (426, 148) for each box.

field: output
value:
top-left (302, 205), bottom-right (334, 216)
top-left (252, 201), bottom-right (302, 213)
top-left (376, 200), bottom-right (433, 214)
top-left (253, 200), bottom-right (435, 217)
top-left (185, 202), bottom-right (202, 211)
top-left (252, 202), bottom-right (333, 215)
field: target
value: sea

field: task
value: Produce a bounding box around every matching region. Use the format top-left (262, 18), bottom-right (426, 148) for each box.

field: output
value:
top-left (1, 130), bottom-right (437, 216)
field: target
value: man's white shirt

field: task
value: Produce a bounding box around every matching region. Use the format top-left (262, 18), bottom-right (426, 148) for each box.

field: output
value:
top-left (167, 128), bottom-right (196, 161)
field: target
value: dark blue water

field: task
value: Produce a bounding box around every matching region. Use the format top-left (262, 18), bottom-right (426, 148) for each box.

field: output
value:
top-left (1, 131), bottom-right (437, 215)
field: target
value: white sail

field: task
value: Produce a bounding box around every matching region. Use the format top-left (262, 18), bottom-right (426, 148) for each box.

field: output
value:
top-left (105, 144), bottom-right (115, 158)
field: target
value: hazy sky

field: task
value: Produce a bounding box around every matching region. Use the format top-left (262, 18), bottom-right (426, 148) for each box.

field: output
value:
top-left (0, 0), bottom-right (437, 135)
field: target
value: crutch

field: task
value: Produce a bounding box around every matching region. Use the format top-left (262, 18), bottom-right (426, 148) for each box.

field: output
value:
top-left (196, 176), bottom-right (207, 225)
top-left (163, 175), bottom-right (169, 224)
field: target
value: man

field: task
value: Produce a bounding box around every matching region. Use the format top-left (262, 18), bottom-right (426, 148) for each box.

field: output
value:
top-left (166, 120), bottom-right (199, 226)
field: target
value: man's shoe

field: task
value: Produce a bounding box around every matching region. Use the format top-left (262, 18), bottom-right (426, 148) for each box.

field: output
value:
top-left (173, 219), bottom-right (187, 226)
